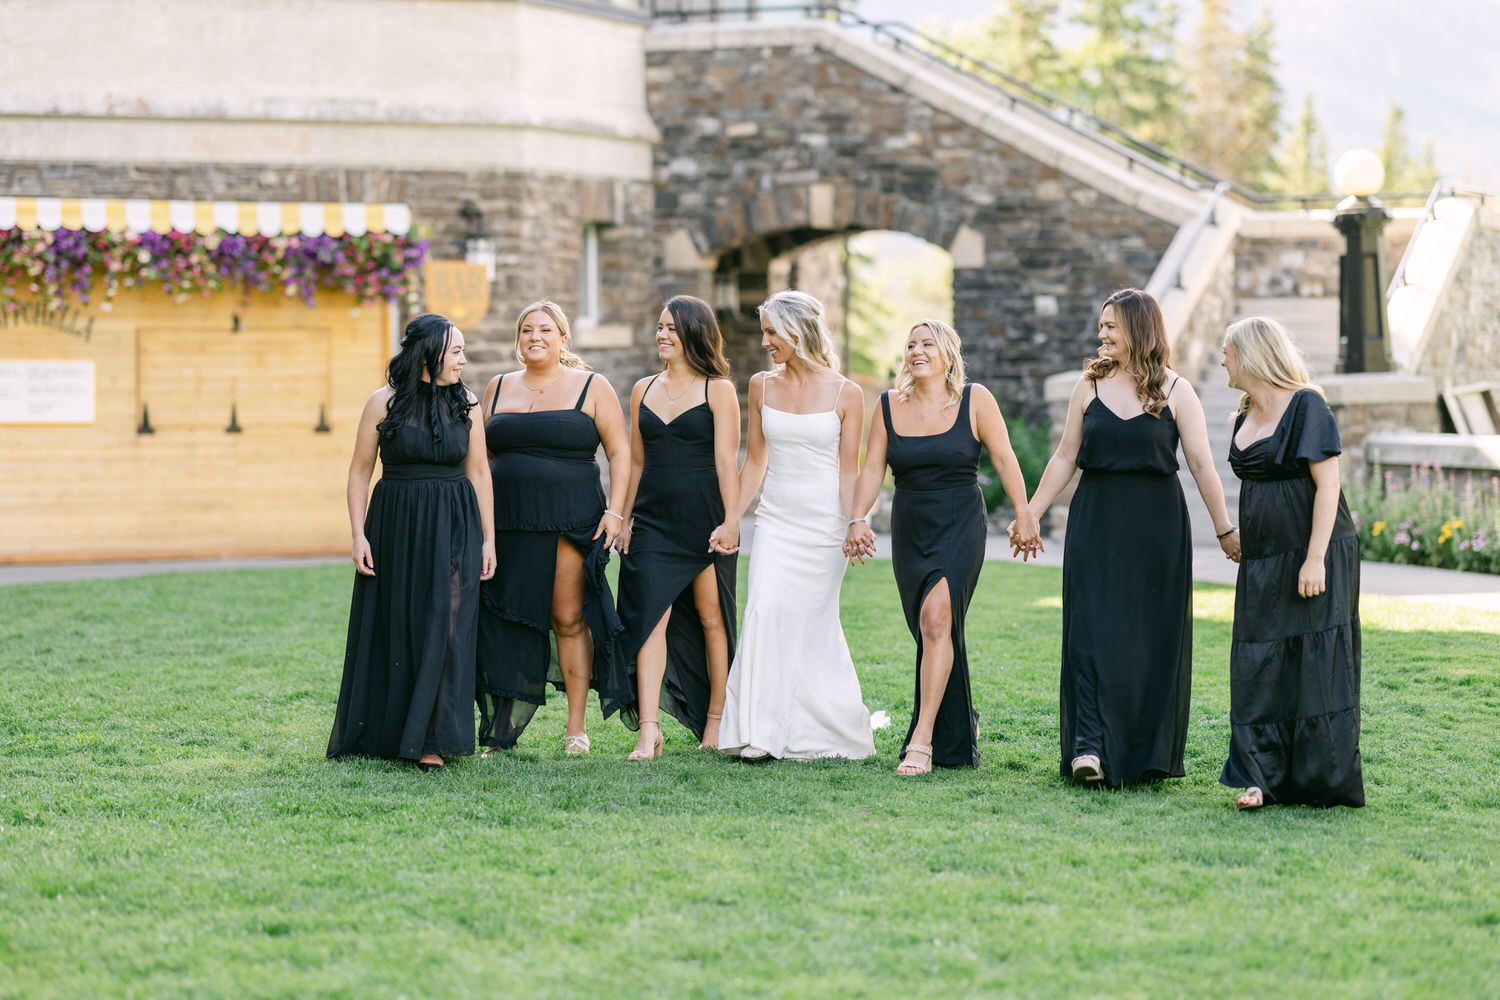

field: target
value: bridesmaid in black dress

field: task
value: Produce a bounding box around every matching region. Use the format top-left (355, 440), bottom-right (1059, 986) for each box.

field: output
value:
top-left (1218, 316), bottom-right (1363, 809)
top-left (1023, 289), bottom-right (1240, 787)
top-left (615, 295), bottom-right (741, 758)
top-left (328, 313), bottom-right (497, 772)
top-left (845, 320), bottom-right (1041, 774)
top-left (477, 300), bottom-right (631, 754)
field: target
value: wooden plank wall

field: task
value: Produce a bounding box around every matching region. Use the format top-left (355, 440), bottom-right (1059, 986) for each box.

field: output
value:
top-left (0, 289), bottom-right (390, 562)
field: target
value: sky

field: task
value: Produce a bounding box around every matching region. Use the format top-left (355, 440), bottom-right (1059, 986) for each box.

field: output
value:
top-left (851, 0), bottom-right (1499, 185)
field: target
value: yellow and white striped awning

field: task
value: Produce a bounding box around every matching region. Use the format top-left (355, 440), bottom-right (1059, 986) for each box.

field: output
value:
top-left (0, 197), bottom-right (413, 237)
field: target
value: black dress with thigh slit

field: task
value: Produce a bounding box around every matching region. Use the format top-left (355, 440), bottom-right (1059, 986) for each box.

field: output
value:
top-left (884, 385), bottom-right (986, 767)
top-left (1059, 379), bottom-right (1192, 786)
top-left (617, 376), bottom-right (738, 740)
top-left (1221, 389), bottom-right (1363, 806)
top-left (328, 386), bottom-right (481, 761)
top-left (476, 373), bottom-right (628, 749)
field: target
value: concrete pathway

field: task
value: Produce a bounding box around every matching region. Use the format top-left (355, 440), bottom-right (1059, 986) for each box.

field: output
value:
top-left (3, 534), bottom-right (1498, 614)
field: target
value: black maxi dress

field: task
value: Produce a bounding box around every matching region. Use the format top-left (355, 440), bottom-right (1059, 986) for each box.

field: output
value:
top-left (1221, 389), bottom-right (1364, 807)
top-left (328, 388), bottom-right (481, 761)
top-left (1060, 380), bottom-right (1192, 786)
top-left (884, 385), bottom-right (986, 767)
top-left (477, 373), bottom-right (629, 749)
top-left (617, 376), bottom-right (738, 740)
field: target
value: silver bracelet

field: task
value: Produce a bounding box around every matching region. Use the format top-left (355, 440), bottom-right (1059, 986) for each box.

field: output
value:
top-left (604, 509), bottom-right (624, 522)
top-left (847, 517), bottom-right (867, 526)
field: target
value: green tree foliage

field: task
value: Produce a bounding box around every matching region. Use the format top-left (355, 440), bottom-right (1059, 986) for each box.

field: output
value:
top-left (1380, 101), bottom-right (1440, 192)
top-left (1065, 0), bottom-right (1181, 146)
top-left (1271, 94), bottom-right (1330, 193)
top-left (941, 0), bottom-right (1067, 95)
top-left (1176, 0), bottom-right (1281, 184)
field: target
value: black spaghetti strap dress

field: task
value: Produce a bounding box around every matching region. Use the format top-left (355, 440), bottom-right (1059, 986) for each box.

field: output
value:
top-left (1221, 389), bottom-right (1363, 806)
top-left (884, 385), bottom-right (986, 767)
top-left (617, 376), bottom-right (738, 740)
top-left (328, 387), bottom-right (481, 762)
top-left (1059, 379), bottom-right (1192, 786)
top-left (477, 373), bottom-right (629, 749)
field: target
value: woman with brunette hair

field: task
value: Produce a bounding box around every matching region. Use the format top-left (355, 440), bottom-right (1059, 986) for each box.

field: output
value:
top-left (845, 320), bottom-right (1041, 774)
top-left (477, 300), bottom-right (631, 755)
top-left (1219, 316), bottom-right (1363, 810)
top-left (718, 290), bottom-right (875, 761)
top-left (328, 313), bottom-right (496, 772)
top-left (615, 295), bottom-right (740, 757)
top-left (1021, 288), bottom-right (1240, 787)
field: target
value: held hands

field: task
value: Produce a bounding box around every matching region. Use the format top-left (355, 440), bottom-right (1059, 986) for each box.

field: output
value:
top-left (481, 539), bottom-right (497, 581)
top-left (594, 510), bottom-right (624, 550)
top-left (1218, 528), bottom-right (1242, 563)
top-left (843, 521), bottom-right (877, 564)
top-left (708, 522), bottom-right (740, 555)
top-left (1006, 511), bottom-right (1045, 562)
top-left (352, 534), bottom-right (375, 576)
top-left (1298, 554), bottom-right (1327, 599)
top-left (614, 524), bottom-right (633, 555)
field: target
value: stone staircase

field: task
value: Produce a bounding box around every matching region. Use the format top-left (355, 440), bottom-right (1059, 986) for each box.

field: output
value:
top-left (1176, 295), bottom-right (1340, 544)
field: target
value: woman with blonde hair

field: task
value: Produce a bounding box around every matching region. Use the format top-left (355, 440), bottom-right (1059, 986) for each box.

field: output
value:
top-left (845, 320), bottom-right (1041, 774)
top-left (476, 300), bottom-right (631, 754)
top-left (1020, 288), bottom-right (1240, 787)
top-left (718, 290), bottom-right (875, 760)
top-left (1219, 315), bottom-right (1363, 809)
top-left (614, 295), bottom-right (741, 757)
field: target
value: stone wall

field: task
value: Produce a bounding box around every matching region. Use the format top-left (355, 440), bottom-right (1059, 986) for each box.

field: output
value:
top-left (1321, 374), bottom-right (1442, 482)
top-left (646, 42), bottom-right (1178, 420)
top-left (0, 162), bottom-right (661, 397)
top-left (1420, 224), bottom-right (1500, 386)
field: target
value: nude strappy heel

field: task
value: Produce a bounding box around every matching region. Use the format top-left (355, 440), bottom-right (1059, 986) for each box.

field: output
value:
top-left (626, 719), bottom-right (663, 761)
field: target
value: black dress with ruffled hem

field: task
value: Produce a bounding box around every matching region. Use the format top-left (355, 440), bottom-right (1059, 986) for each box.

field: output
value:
top-left (1220, 389), bottom-right (1364, 807)
top-left (477, 373), bottom-right (629, 749)
top-left (1060, 382), bottom-right (1192, 787)
top-left (884, 386), bottom-right (985, 768)
top-left (328, 389), bottom-right (481, 762)
top-left (616, 379), bottom-right (738, 741)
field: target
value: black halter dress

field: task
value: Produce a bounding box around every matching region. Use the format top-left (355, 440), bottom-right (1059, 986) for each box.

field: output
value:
top-left (616, 376), bottom-right (738, 739)
top-left (1059, 379), bottom-right (1192, 786)
top-left (328, 387), bottom-right (481, 762)
top-left (477, 373), bottom-right (628, 749)
top-left (883, 385), bottom-right (986, 767)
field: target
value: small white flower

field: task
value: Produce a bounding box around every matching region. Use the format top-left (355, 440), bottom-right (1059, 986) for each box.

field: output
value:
top-left (869, 710), bottom-right (892, 730)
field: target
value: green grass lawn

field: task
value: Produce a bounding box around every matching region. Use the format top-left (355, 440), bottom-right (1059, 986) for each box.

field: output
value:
top-left (1, 561), bottom-right (1497, 999)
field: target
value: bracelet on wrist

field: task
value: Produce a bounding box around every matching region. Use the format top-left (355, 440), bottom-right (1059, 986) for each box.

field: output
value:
top-left (847, 517), bottom-right (867, 526)
top-left (603, 509), bottom-right (624, 522)
top-left (1216, 525), bottom-right (1237, 539)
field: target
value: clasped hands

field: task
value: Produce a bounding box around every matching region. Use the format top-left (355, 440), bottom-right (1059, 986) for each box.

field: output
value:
top-left (843, 520), bottom-right (877, 564)
top-left (1004, 511), bottom-right (1045, 562)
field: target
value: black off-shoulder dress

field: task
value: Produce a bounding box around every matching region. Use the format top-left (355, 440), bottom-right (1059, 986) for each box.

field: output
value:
top-left (1221, 389), bottom-right (1364, 807)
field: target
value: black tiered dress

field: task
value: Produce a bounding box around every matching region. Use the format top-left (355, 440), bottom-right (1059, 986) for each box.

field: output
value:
top-left (1060, 380), bottom-right (1192, 786)
top-left (617, 376), bottom-right (738, 740)
top-left (328, 388), bottom-right (481, 761)
top-left (477, 373), bottom-right (629, 749)
top-left (884, 385), bottom-right (986, 767)
top-left (1221, 389), bottom-right (1363, 806)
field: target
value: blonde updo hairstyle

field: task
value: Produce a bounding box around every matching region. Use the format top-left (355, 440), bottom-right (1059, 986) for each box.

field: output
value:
top-left (514, 299), bottom-right (589, 370)
top-left (895, 319), bottom-right (965, 407)
top-left (1223, 315), bottom-right (1322, 413)
top-left (758, 290), bottom-right (840, 371)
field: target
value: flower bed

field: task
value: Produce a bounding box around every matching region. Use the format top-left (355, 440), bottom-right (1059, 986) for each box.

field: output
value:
top-left (1, 226), bottom-right (427, 312)
top-left (1347, 463), bottom-right (1500, 574)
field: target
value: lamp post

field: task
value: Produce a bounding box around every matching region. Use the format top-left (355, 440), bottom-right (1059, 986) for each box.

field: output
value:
top-left (1332, 149), bottom-right (1393, 373)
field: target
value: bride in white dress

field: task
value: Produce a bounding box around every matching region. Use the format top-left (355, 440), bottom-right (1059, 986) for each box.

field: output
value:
top-left (715, 290), bottom-right (876, 760)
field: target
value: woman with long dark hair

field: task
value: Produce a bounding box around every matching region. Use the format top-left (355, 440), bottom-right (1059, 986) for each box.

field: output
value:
top-left (844, 320), bottom-right (1041, 774)
top-left (1021, 288), bottom-right (1239, 788)
top-left (477, 300), bottom-right (631, 755)
top-left (615, 295), bottom-right (740, 758)
top-left (1219, 316), bottom-right (1363, 810)
top-left (328, 313), bottom-right (496, 772)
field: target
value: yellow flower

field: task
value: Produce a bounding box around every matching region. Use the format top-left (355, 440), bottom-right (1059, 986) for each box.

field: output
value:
top-left (1372, 521), bottom-right (1386, 537)
top-left (1453, 518), bottom-right (1464, 530)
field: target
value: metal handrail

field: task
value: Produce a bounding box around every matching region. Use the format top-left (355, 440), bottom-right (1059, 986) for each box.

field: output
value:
top-left (1146, 181), bottom-right (1231, 301)
top-left (650, 2), bottom-right (1434, 209)
top-left (1387, 181), bottom-right (1498, 297)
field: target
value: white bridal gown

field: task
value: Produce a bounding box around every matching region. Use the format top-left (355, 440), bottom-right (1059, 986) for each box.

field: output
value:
top-left (719, 401), bottom-right (876, 760)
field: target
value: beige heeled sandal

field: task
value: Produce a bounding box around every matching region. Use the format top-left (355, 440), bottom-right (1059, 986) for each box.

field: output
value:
top-left (1071, 754), bottom-right (1104, 783)
top-left (896, 743), bottom-right (934, 776)
top-left (564, 732), bottom-right (591, 756)
top-left (627, 719), bottom-right (664, 761)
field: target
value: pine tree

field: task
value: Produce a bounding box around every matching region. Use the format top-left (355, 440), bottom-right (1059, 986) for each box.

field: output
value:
top-left (1177, 0), bottom-right (1281, 183)
top-left (940, 0), bottom-right (1066, 97)
top-left (1065, 0), bottom-right (1182, 146)
top-left (1379, 102), bottom-right (1441, 192)
top-left (1272, 94), bottom-right (1329, 193)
